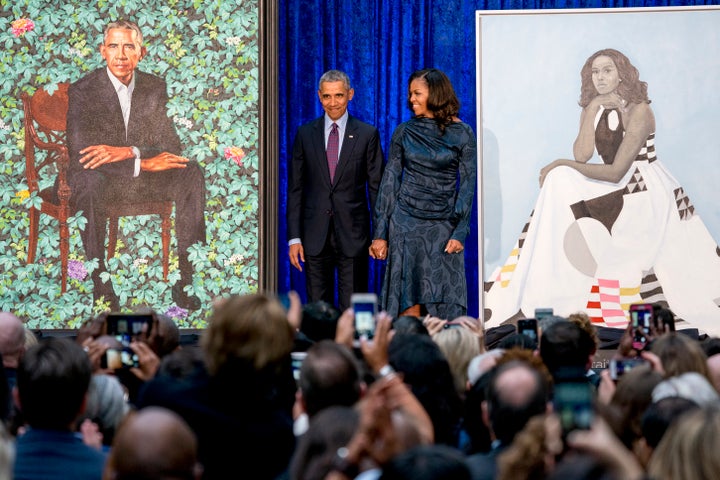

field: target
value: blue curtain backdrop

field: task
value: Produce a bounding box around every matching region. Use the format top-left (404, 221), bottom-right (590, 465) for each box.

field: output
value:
top-left (277, 0), bottom-right (713, 317)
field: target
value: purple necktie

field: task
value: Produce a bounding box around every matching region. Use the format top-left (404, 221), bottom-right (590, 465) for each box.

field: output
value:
top-left (327, 122), bottom-right (339, 182)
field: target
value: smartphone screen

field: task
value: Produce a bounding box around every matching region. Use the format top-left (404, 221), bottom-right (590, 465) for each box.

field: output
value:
top-left (554, 381), bottom-right (594, 436)
top-left (101, 347), bottom-right (139, 370)
top-left (291, 352), bottom-right (307, 385)
top-left (517, 319), bottom-right (538, 343)
top-left (609, 358), bottom-right (647, 381)
top-left (106, 314), bottom-right (153, 339)
top-left (630, 303), bottom-right (653, 350)
top-left (352, 293), bottom-right (377, 340)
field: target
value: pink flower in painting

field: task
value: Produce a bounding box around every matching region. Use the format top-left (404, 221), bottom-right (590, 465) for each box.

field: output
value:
top-left (67, 260), bottom-right (88, 281)
top-left (224, 146), bottom-right (246, 167)
top-left (165, 306), bottom-right (188, 320)
top-left (11, 18), bottom-right (35, 37)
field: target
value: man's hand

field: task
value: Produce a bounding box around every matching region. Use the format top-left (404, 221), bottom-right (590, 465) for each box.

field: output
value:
top-left (369, 239), bottom-right (387, 260)
top-left (360, 312), bottom-right (392, 373)
top-left (129, 341), bottom-right (160, 381)
top-left (80, 145), bottom-right (134, 169)
top-left (140, 152), bottom-right (189, 172)
top-left (289, 243), bottom-right (305, 271)
top-left (335, 308), bottom-right (355, 349)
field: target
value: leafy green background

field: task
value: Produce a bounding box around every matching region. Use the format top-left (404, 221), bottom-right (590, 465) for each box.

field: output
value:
top-left (0, 0), bottom-right (260, 329)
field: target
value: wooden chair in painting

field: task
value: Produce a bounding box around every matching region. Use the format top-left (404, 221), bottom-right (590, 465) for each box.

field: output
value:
top-left (21, 82), bottom-right (172, 293)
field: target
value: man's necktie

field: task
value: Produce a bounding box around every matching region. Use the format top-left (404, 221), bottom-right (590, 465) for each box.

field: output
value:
top-left (327, 122), bottom-right (339, 182)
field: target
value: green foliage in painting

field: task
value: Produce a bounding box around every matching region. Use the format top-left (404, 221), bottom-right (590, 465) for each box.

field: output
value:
top-left (0, 0), bottom-right (260, 329)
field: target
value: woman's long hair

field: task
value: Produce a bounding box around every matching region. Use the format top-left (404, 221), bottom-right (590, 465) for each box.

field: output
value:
top-left (407, 68), bottom-right (460, 133)
top-left (579, 48), bottom-right (650, 107)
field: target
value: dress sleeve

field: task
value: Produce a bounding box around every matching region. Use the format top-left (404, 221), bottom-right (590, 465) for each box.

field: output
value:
top-left (373, 123), bottom-right (405, 240)
top-left (450, 125), bottom-right (477, 244)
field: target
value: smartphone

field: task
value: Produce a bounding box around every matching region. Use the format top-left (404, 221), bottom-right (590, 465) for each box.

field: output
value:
top-left (517, 319), bottom-right (539, 343)
top-left (553, 380), bottom-right (594, 436)
top-left (630, 303), bottom-right (653, 351)
top-left (291, 352), bottom-right (307, 385)
top-left (100, 347), bottom-right (140, 370)
top-left (352, 293), bottom-right (378, 340)
top-left (609, 358), bottom-right (647, 381)
top-left (106, 314), bottom-right (153, 339)
top-left (534, 308), bottom-right (554, 321)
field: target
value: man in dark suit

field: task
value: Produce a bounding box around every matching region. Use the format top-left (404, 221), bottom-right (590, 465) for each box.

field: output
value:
top-left (287, 70), bottom-right (384, 311)
top-left (66, 20), bottom-right (206, 310)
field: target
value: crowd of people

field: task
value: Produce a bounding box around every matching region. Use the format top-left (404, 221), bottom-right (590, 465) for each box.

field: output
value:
top-left (1, 294), bottom-right (720, 480)
top-left (14, 12), bottom-right (720, 480)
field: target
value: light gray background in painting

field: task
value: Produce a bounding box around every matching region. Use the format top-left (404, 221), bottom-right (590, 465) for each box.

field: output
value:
top-left (477, 7), bottom-right (720, 280)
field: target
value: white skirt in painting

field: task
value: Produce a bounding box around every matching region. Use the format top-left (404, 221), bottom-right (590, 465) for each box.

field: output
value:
top-left (484, 134), bottom-right (720, 335)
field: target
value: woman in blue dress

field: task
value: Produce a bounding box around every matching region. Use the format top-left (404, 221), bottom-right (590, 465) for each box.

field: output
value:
top-left (370, 68), bottom-right (477, 320)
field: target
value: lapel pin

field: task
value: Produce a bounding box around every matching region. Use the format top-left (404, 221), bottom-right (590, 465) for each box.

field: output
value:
top-left (348, 135), bottom-right (354, 138)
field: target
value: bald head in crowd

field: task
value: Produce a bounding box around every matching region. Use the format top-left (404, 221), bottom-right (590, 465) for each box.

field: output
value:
top-left (0, 312), bottom-right (25, 368)
top-left (105, 406), bottom-right (202, 480)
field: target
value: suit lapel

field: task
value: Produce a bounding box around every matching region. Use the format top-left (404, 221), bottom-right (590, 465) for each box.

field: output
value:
top-left (311, 117), bottom-right (333, 188)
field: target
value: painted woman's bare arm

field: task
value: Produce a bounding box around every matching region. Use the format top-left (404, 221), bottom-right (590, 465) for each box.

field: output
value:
top-left (568, 103), bottom-right (654, 183)
top-left (573, 102), bottom-right (602, 163)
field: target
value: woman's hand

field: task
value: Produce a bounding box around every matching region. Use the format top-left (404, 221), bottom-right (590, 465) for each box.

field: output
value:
top-left (369, 239), bottom-right (388, 260)
top-left (539, 159), bottom-right (569, 187)
top-left (591, 92), bottom-right (626, 111)
top-left (423, 315), bottom-right (448, 336)
top-left (444, 239), bottom-right (463, 254)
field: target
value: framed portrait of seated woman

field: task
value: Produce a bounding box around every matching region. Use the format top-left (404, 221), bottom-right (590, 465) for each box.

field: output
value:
top-left (477, 6), bottom-right (720, 336)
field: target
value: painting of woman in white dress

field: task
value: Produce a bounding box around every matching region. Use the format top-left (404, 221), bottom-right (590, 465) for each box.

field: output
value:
top-left (484, 48), bottom-right (720, 334)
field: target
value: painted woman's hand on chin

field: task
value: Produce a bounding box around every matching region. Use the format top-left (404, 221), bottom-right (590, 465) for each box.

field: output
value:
top-left (539, 159), bottom-right (571, 187)
top-left (593, 92), bottom-right (626, 110)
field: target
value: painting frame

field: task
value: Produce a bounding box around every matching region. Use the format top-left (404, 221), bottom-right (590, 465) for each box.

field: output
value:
top-left (0, 0), bottom-right (277, 329)
top-left (476, 6), bottom-right (720, 331)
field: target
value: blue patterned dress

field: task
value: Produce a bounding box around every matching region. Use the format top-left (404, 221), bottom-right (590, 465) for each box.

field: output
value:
top-left (374, 117), bottom-right (477, 319)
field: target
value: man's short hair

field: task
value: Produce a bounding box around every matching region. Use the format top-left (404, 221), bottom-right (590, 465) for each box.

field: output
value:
top-left (318, 70), bottom-right (351, 90)
top-left (299, 340), bottom-right (362, 417)
top-left (104, 19), bottom-right (143, 45)
top-left (540, 321), bottom-right (595, 377)
top-left (17, 337), bottom-right (92, 430)
top-left (379, 445), bottom-right (472, 480)
top-left (300, 301), bottom-right (340, 343)
top-left (485, 360), bottom-right (549, 445)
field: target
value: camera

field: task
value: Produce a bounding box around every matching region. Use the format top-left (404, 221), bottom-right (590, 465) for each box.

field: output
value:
top-left (352, 293), bottom-right (378, 340)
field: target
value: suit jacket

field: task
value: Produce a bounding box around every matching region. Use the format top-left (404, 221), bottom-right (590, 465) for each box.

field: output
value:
top-left (14, 429), bottom-right (107, 480)
top-left (287, 115), bottom-right (384, 257)
top-left (66, 68), bottom-right (182, 180)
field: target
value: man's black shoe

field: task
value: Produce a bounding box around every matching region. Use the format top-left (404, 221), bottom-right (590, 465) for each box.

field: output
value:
top-left (172, 283), bottom-right (202, 310)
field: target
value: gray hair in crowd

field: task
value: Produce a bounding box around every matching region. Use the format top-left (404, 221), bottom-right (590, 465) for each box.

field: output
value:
top-left (84, 374), bottom-right (130, 433)
top-left (467, 349), bottom-right (505, 386)
top-left (652, 372), bottom-right (720, 406)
